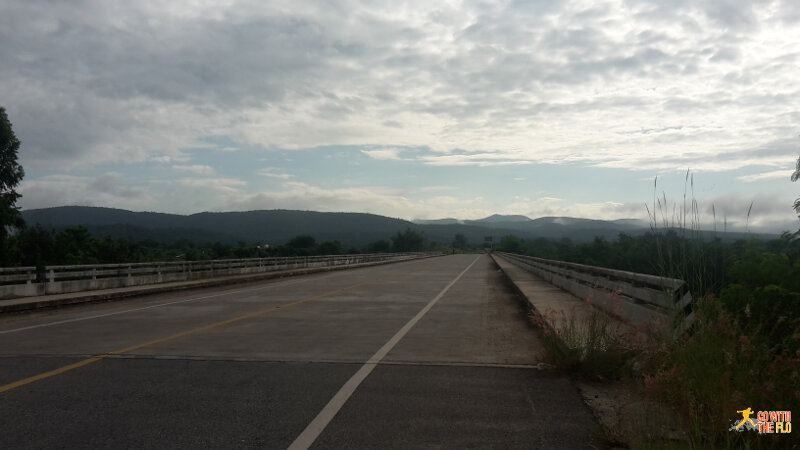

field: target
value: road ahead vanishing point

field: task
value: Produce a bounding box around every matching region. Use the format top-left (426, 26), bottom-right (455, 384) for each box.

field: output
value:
top-left (0, 254), bottom-right (605, 449)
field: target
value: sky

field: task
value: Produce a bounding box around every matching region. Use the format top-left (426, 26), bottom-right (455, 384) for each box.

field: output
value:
top-left (2, 0), bottom-right (800, 232)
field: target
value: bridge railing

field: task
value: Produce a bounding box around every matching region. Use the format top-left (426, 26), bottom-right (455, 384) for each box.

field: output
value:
top-left (494, 252), bottom-right (694, 330)
top-left (0, 253), bottom-right (433, 299)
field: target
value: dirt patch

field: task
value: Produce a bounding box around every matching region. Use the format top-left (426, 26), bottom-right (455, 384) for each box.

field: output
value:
top-left (578, 380), bottom-right (684, 448)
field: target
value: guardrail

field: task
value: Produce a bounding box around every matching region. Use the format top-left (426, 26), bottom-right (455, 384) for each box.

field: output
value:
top-left (493, 252), bottom-right (694, 330)
top-left (0, 253), bottom-right (433, 299)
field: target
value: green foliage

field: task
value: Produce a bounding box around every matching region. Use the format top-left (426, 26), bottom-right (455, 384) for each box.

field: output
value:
top-left (531, 306), bottom-right (642, 380)
top-left (498, 235), bottom-right (524, 253)
top-left (494, 231), bottom-right (800, 296)
top-left (0, 106), bottom-right (25, 242)
top-left (284, 235), bottom-right (317, 256)
top-left (643, 297), bottom-right (799, 449)
top-left (793, 154), bottom-right (799, 219)
top-left (365, 239), bottom-right (391, 253)
top-left (391, 228), bottom-right (426, 252)
top-left (510, 222), bottom-right (799, 448)
top-left (726, 240), bottom-right (800, 291)
top-left (0, 227), bottom-right (375, 266)
top-left (316, 240), bottom-right (342, 256)
top-left (21, 207), bottom-right (423, 249)
top-left (452, 233), bottom-right (468, 249)
top-left (524, 238), bottom-right (800, 447)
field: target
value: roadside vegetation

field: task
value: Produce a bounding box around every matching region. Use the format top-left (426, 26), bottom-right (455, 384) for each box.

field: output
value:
top-left (504, 170), bottom-right (800, 449)
top-left (0, 226), bottom-right (447, 267)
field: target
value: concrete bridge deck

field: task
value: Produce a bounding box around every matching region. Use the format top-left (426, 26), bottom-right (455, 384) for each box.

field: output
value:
top-left (0, 254), bottom-right (606, 449)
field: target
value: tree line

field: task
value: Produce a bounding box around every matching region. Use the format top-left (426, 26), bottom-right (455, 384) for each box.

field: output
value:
top-left (0, 225), bottom-right (440, 267)
top-left (497, 229), bottom-right (800, 355)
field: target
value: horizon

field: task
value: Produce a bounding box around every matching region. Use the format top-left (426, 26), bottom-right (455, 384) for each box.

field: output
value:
top-left (3, 1), bottom-right (799, 233)
top-left (23, 205), bottom-right (796, 237)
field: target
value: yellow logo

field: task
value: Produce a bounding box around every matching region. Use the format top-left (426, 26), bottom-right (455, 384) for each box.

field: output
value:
top-left (730, 408), bottom-right (792, 434)
top-left (736, 407), bottom-right (757, 430)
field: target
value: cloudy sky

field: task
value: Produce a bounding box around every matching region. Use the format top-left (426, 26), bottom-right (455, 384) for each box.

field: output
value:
top-left (2, 0), bottom-right (799, 232)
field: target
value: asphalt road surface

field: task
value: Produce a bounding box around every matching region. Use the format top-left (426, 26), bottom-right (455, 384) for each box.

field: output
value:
top-left (0, 254), bottom-right (606, 449)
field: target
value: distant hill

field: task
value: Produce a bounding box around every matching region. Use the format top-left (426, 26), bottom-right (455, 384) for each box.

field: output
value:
top-left (21, 207), bottom-right (417, 248)
top-left (468, 214), bottom-right (532, 224)
top-left (453, 214), bottom-right (646, 238)
top-left (22, 206), bottom-right (769, 248)
top-left (413, 218), bottom-right (462, 225)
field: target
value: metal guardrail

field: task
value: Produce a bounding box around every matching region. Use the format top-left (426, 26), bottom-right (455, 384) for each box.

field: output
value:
top-left (494, 252), bottom-right (694, 330)
top-left (0, 253), bottom-right (435, 299)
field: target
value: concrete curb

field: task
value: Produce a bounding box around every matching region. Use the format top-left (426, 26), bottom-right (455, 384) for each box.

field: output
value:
top-left (490, 253), bottom-right (634, 338)
top-left (0, 255), bottom-right (440, 314)
top-left (489, 254), bottom-right (535, 312)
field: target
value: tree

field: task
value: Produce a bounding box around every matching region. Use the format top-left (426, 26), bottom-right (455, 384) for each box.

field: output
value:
top-left (0, 107), bottom-right (25, 241)
top-left (391, 228), bottom-right (426, 252)
top-left (792, 154), bottom-right (800, 220)
top-left (287, 235), bottom-right (316, 249)
top-left (365, 239), bottom-right (391, 253)
top-left (498, 235), bottom-right (524, 254)
top-left (452, 233), bottom-right (468, 250)
top-left (317, 240), bottom-right (342, 255)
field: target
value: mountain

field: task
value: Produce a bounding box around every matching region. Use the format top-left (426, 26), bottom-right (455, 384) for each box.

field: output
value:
top-left (21, 207), bottom-right (417, 248)
top-left (453, 214), bottom-right (645, 238)
top-left (468, 214), bottom-right (533, 224)
top-left (26, 206), bottom-right (765, 248)
top-left (413, 218), bottom-right (462, 225)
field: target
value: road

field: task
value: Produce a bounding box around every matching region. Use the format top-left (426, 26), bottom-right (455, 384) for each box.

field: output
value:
top-left (0, 254), bottom-right (605, 449)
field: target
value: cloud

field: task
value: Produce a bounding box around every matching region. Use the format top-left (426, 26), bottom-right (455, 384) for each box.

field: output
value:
top-left (173, 164), bottom-right (215, 175)
top-left (700, 193), bottom-right (799, 232)
top-left (19, 173), bottom-right (154, 211)
top-left (257, 168), bottom-right (294, 179)
top-left (150, 155), bottom-right (191, 164)
top-left (361, 148), bottom-right (404, 161)
top-left (3, 0), bottom-right (800, 229)
top-left (418, 152), bottom-right (533, 167)
top-left (737, 170), bottom-right (793, 182)
top-left (2, 0), bottom-right (798, 175)
top-left (177, 177), bottom-right (246, 193)
top-left (225, 181), bottom-right (415, 216)
top-left (416, 186), bottom-right (458, 193)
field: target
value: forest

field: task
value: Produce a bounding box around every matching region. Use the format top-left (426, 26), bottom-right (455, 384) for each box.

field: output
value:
top-left (0, 225), bottom-right (435, 267)
top-left (496, 229), bottom-right (800, 347)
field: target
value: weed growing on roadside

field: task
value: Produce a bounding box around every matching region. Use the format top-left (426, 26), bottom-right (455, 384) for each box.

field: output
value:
top-left (639, 172), bottom-right (800, 448)
top-left (530, 303), bottom-right (644, 380)
top-left (642, 296), bottom-right (800, 449)
top-left (529, 170), bottom-right (800, 448)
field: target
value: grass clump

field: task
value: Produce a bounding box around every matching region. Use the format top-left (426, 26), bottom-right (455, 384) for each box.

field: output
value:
top-left (530, 304), bottom-right (644, 381)
top-left (642, 296), bottom-right (799, 449)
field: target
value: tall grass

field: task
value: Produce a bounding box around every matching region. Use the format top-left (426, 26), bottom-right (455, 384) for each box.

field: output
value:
top-left (528, 170), bottom-right (799, 448)
top-left (644, 170), bottom-right (730, 298)
top-left (638, 171), bottom-right (799, 449)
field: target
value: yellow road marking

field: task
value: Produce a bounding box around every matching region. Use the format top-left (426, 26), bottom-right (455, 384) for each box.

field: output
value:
top-left (0, 356), bottom-right (106, 393)
top-left (0, 282), bottom-right (368, 394)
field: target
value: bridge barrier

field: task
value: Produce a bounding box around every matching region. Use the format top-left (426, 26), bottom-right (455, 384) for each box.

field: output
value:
top-left (493, 252), bottom-right (694, 331)
top-left (0, 253), bottom-right (432, 299)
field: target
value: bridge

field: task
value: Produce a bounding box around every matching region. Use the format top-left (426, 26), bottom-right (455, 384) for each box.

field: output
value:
top-left (0, 253), bottom-right (690, 448)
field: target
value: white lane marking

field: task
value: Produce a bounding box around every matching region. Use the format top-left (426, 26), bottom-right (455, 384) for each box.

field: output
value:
top-left (287, 255), bottom-right (481, 450)
top-left (0, 275), bottom-right (324, 335)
